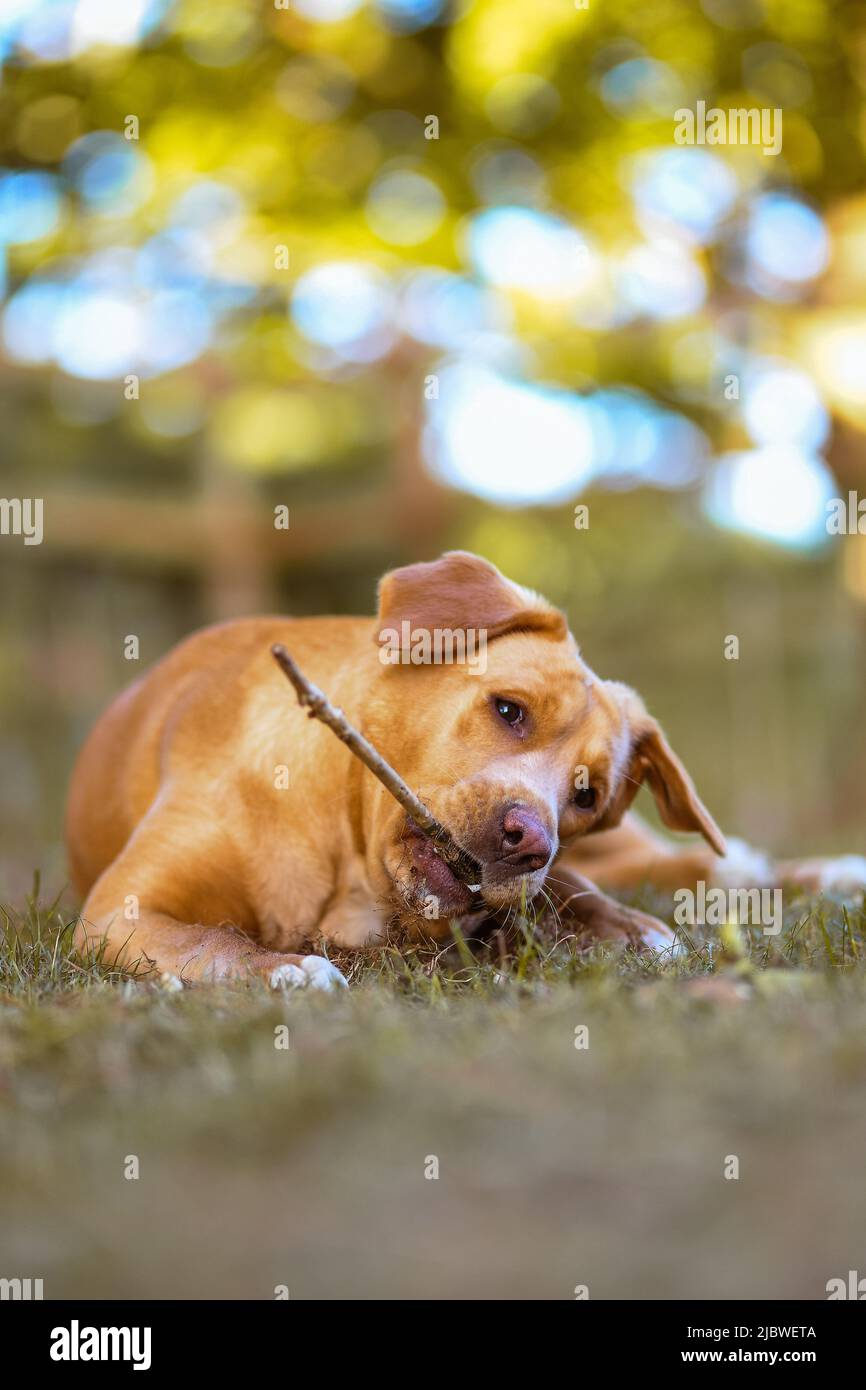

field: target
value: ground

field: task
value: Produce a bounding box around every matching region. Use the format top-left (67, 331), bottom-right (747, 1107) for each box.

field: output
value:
top-left (1, 883), bottom-right (865, 1301)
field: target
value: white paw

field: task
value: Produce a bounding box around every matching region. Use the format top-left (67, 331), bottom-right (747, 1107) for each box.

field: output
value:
top-left (269, 956), bottom-right (348, 992)
top-left (269, 963), bottom-right (306, 989)
top-left (299, 956), bottom-right (349, 990)
top-left (158, 972), bottom-right (185, 992)
top-left (712, 837), bottom-right (775, 889)
top-left (642, 926), bottom-right (687, 960)
top-left (814, 855), bottom-right (866, 897)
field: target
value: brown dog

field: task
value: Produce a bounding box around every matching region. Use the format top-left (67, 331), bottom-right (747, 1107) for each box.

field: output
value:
top-left (66, 550), bottom-right (808, 989)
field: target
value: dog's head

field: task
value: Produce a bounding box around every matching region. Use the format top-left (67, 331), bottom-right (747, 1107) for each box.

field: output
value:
top-left (365, 551), bottom-right (724, 933)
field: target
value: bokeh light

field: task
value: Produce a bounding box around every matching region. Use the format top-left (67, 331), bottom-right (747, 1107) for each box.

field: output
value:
top-left (805, 317), bottom-right (866, 430)
top-left (745, 194), bottom-right (829, 296)
top-left (467, 207), bottom-right (591, 302)
top-left (705, 446), bottom-right (835, 549)
top-left (63, 132), bottom-right (153, 216)
top-left (365, 170), bottom-right (446, 246)
top-left (426, 363), bottom-right (596, 506)
top-left (0, 170), bottom-right (62, 243)
top-left (741, 360), bottom-right (829, 451)
top-left (291, 261), bottom-right (395, 361)
top-left (630, 148), bottom-right (739, 246)
top-left (620, 240), bottom-right (706, 320)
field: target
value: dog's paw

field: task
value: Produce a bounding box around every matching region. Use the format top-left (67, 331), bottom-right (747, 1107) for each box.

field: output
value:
top-left (824, 855), bottom-right (866, 894)
top-left (711, 837), bottom-right (775, 889)
top-left (639, 924), bottom-right (687, 960)
top-left (269, 956), bottom-right (348, 992)
top-left (784, 855), bottom-right (866, 898)
top-left (158, 971), bottom-right (185, 993)
top-left (603, 900), bottom-right (692, 956)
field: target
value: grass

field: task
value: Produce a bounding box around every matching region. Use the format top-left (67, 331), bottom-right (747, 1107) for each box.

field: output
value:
top-left (2, 878), bottom-right (866, 1300)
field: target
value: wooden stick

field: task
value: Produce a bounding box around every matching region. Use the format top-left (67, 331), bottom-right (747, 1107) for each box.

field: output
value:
top-left (270, 644), bottom-right (482, 887)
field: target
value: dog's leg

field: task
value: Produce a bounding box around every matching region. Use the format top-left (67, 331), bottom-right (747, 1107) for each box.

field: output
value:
top-left (559, 813), bottom-right (773, 892)
top-left (76, 908), bottom-right (346, 989)
top-left (774, 855), bottom-right (866, 896)
top-left (73, 809), bottom-right (347, 990)
top-left (564, 814), bottom-right (866, 900)
top-left (545, 864), bottom-right (681, 956)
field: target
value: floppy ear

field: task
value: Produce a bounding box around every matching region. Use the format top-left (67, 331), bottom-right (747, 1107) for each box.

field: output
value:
top-left (632, 720), bottom-right (727, 856)
top-left (600, 686), bottom-right (726, 856)
top-left (376, 551), bottom-right (567, 644)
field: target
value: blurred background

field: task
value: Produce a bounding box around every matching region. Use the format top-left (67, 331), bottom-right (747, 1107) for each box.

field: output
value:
top-left (1, 0), bottom-right (865, 901)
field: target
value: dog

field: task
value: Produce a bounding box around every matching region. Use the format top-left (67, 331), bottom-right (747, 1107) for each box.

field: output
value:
top-left (66, 551), bottom-right (865, 989)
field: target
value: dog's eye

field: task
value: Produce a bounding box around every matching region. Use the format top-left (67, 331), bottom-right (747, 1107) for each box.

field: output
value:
top-left (574, 787), bottom-right (597, 810)
top-left (495, 698), bottom-right (524, 727)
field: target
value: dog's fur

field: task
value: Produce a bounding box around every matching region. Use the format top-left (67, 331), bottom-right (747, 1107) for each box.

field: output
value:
top-left (65, 551), bottom-right (855, 989)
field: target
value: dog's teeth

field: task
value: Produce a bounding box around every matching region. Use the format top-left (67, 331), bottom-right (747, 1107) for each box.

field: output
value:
top-left (468, 884), bottom-right (481, 892)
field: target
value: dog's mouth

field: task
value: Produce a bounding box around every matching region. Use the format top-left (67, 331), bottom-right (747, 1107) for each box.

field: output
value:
top-left (396, 820), bottom-right (547, 921)
top-left (399, 823), bottom-right (482, 916)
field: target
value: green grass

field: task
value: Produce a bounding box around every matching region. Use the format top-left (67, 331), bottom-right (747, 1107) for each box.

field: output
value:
top-left (2, 880), bottom-right (866, 1299)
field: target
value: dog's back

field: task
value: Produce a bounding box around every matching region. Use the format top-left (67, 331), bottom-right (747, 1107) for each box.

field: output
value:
top-left (66, 618), bottom-right (296, 896)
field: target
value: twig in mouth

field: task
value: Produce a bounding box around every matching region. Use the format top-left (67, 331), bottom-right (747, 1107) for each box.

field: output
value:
top-left (270, 644), bottom-right (482, 887)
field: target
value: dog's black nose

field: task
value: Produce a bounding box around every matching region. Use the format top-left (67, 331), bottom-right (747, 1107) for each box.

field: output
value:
top-left (499, 806), bottom-right (553, 872)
